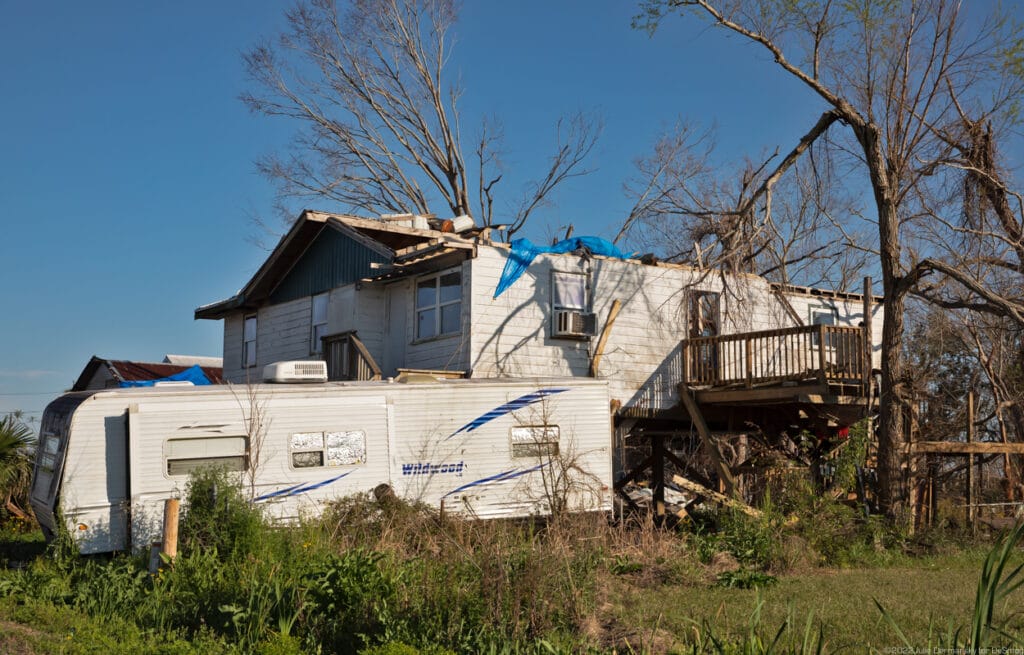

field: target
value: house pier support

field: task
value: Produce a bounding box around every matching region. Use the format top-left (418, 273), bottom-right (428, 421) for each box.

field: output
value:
top-left (613, 430), bottom-right (696, 520)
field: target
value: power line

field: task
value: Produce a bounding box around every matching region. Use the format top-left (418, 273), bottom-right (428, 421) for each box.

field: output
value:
top-left (0, 391), bottom-right (65, 396)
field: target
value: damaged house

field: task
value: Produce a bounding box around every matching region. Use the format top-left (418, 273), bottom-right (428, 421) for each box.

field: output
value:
top-left (196, 210), bottom-right (884, 501)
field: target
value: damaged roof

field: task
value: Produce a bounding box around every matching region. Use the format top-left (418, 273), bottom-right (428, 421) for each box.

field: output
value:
top-left (195, 210), bottom-right (472, 319)
top-left (72, 356), bottom-right (224, 391)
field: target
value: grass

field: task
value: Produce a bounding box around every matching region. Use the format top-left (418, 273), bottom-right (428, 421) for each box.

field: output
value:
top-left (0, 470), bottom-right (1021, 654)
top-left (0, 595), bottom-right (237, 655)
top-left (603, 551), bottom-right (1016, 651)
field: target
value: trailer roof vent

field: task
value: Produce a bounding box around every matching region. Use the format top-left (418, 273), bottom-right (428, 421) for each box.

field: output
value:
top-left (263, 360), bottom-right (328, 383)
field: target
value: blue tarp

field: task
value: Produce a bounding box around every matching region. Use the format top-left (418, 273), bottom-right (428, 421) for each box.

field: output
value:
top-left (493, 237), bottom-right (634, 298)
top-left (119, 364), bottom-right (212, 387)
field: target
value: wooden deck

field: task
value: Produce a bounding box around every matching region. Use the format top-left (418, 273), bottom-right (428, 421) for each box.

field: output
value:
top-left (682, 324), bottom-right (871, 405)
top-left (678, 323), bottom-right (874, 433)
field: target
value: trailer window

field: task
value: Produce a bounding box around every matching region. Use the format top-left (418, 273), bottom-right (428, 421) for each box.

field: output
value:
top-left (510, 426), bottom-right (560, 458)
top-left (165, 436), bottom-right (248, 476)
top-left (289, 430), bottom-right (365, 468)
top-left (37, 433), bottom-right (61, 473)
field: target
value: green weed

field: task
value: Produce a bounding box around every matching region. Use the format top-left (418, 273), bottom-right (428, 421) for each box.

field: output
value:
top-left (876, 520), bottom-right (1024, 651)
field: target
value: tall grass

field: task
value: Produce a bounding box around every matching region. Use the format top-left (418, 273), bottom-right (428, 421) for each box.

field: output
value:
top-left (0, 468), bottom-right (1020, 653)
top-left (876, 520), bottom-right (1024, 652)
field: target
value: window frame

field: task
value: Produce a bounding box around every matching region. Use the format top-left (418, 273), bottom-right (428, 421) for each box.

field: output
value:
top-left (415, 268), bottom-right (462, 341)
top-left (243, 314), bottom-right (258, 369)
top-left (287, 429), bottom-right (367, 470)
top-left (688, 290), bottom-right (721, 339)
top-left (510, 425), bottom-right (561, 458)
top-left (310, 293), bottom-right (329, 355)
top-left (551, 270), bottom-right (589, 312)
top-left (809, 305), bottom-right (839, 348)
top-left (164, 435), bottom-right (249, 478)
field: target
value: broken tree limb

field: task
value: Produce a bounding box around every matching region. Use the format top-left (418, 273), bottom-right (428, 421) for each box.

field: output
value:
top-left (671, 474), bottom-right (762, 519)
top-left (590, 299), bottom-right (622, 377)
top-left (4, 498), bottom-right (31, 521)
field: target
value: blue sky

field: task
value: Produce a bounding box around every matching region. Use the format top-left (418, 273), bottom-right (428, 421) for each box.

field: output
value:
top-left (0, 1), bottom-right (864, 421)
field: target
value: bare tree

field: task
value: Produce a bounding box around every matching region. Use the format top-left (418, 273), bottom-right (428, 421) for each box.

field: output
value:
top-left (637, 0), bottom-right (1024, 519)
top-left (618, 122), bottom-right (866, 288)
top-left (231, 382), bottom-right (271, 501)
top-left (243, 0), bottom-right (598, 236)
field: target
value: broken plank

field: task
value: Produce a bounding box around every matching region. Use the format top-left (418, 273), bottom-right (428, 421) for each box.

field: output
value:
top-left (671, 475), bottom-right (761, 519)
top-left (589, 299), bottom-right (622, 377)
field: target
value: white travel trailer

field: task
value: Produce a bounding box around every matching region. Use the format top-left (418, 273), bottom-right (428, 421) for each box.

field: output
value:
top-left (30, 375), bottom-right (612, 554)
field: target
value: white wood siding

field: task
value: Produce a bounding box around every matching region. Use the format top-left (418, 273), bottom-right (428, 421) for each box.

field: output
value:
top-left (225, 297), bottom-right (322, 384)
top-left (324, 284), bottom-right (387, 370)
top-left (466, 246), bottom-right (865, 412)
top-left (782, 290), bottom-right (885, 369)
top-left (214, 241), bottom-right (885, 408)
top-left (223, 313), bottom-right (245, 383)
top-left (353, 284), bottom-right (386, 368)
top-left (258, 296), bottom-right (314, 372)
top-left (401, 263), bottom-right (471, 373)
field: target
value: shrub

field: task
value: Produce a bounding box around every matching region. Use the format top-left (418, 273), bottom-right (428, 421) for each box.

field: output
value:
top-left (178, 467), bottom-right (265, 559)
top-left (303, 549), bottom-right (398, 652)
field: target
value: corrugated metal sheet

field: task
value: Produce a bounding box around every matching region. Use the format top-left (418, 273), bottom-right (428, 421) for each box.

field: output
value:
top-left (270, 228), bottom-right (390, 304)
top-left (72, 357), bottom-right (224, 391)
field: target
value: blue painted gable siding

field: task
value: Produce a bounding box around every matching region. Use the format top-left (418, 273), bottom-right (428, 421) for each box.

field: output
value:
top-left (269, 227), bottom-right (390, 304)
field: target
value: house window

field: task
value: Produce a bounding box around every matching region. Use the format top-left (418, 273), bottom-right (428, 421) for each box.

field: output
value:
top-left (416, 270), bottom-right (461, 340)
top-left (552, 271), bottom-right (587, 311)
top-left (165, 436), bottom-right (248, 476)
top-left (289, 430), bottom-right (366, 468)
top-left (510, 426), bottom-right (560, 458)
top-left (810, 307), bottom-right (837, 347)
top-left (311, 293), bottom-right (328, 355)
top-left (689, 291), bottom-right (720, 339)
top-left (243, 315), bottom-right (258, 368)
top-left (689, 291), bottom-right (721, 381)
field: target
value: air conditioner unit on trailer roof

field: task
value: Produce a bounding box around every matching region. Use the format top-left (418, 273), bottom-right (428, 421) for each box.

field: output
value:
top-left (263, 360), bottom-right (328, 383)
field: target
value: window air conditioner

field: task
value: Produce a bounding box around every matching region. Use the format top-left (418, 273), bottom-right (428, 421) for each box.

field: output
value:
top-left (263, 360), bottom-right (328, 383)
top-left (552, 310), bottom-right (597, 338)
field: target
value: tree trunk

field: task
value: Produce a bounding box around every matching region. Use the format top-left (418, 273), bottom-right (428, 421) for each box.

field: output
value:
top-left (860, 121), bottom-right (909, 520)
top-left (876, 288), bottom-right (909, 518)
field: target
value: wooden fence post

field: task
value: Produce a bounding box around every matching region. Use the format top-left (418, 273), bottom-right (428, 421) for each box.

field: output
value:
top-left (967, 392), bottom-right (975, 531)
top-left (162, 498), bottom-right (180, 563)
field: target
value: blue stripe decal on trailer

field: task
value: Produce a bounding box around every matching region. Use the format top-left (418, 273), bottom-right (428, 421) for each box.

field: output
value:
top-left (253, 470), bottom-right (355, 503)
top-left (445, 388), bottom-right (570, 440)
top-left (443, 463), bottom-right (545, 498)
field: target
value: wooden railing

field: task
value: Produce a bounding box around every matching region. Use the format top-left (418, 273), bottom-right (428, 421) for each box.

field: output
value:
top-left (682, 324), bottom-right (867, 389)
top-left (322, 331), bottom-right (382, 381)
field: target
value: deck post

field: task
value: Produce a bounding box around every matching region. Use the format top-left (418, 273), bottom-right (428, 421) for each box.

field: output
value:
top-left (745, 338), bottom-right (753, 388)
top-left (681, 340), bottom-right (690, 387)
top-left (651, 435), bottom-right (665, 518)
top-left (817, 324), bottom-right (828, 386)
top-left (862, 277), bottom-right (873, 401)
